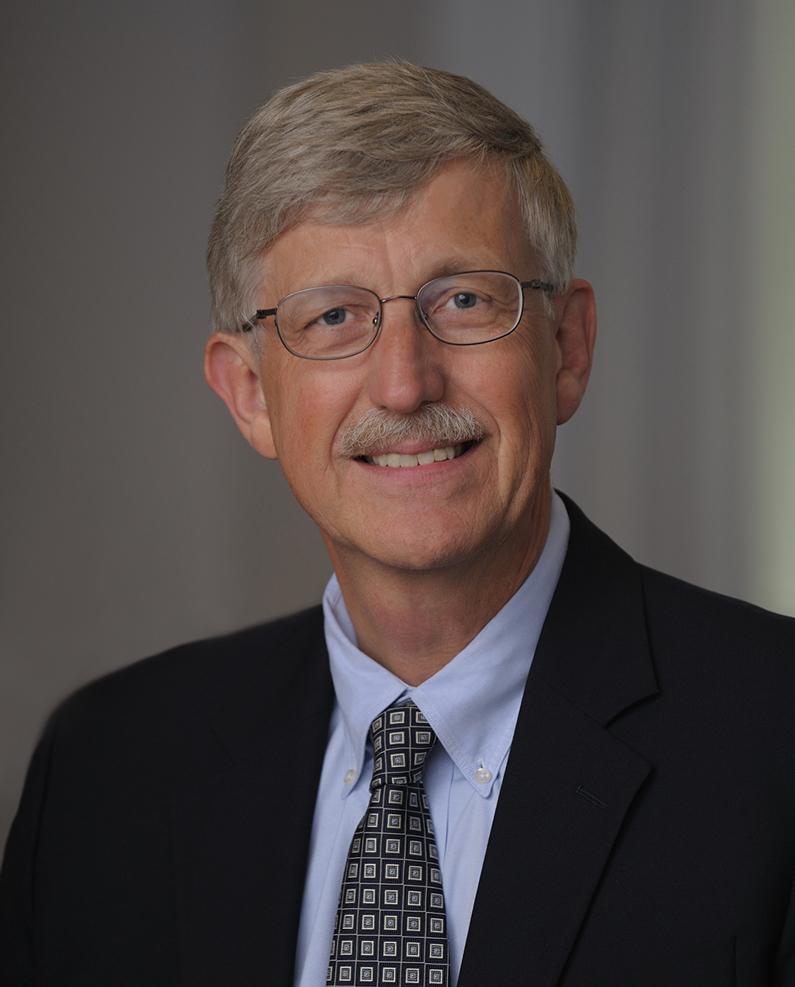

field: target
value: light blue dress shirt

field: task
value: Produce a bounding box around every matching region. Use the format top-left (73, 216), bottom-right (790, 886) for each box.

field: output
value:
top-left (295, 492), bottom-right (570, 987)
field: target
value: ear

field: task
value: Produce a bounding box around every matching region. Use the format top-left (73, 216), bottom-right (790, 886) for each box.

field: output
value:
top-left (203, 332), bottom-right (278, 460)
top-left (553, 279), bottom-right (597, 425)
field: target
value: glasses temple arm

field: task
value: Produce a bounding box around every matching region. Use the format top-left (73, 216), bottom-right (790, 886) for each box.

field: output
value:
top-left (521, 279), bottom-right (556, 293)
top-left (241, 307), bottom-right (277, 332)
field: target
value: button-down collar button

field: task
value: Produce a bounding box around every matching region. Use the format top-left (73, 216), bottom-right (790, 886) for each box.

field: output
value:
top-left (344, 769), bottom-right (356, 785)
top-left (474, 759), bottom-right (492, 784)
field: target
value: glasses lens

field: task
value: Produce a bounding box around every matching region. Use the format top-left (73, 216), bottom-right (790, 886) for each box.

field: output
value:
top-left (276, 286), bottom-right (380, 359)
top-left (418, 272), bottom-right (523, 344)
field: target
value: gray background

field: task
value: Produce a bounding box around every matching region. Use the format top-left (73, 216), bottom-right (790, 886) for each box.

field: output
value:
top-left (2, 0), bottom-right (794, 850)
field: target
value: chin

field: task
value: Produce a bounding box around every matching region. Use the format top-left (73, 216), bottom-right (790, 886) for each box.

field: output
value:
top-left (361, 528), bottom-right (491, 574)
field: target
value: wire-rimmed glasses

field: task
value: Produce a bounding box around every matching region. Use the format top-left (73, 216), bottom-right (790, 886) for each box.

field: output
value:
top-left (241, 270), bottom-right (555, 361)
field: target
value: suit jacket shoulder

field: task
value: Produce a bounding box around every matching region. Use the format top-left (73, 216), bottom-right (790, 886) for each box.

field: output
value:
top-left (0, 606), bottom-right (334, 987)
top-left (47, 605), bottom-right (330, 783)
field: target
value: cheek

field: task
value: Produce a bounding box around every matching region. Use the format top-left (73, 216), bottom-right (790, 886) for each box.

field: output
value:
top-left (463, 328), bottom-right (557, 432)
top-left (513, 325), bottom-right (559, 419)
top-left (258, 347), bottom-right (315, 460)
top-left (261, 355), bottom-right (363, 466)
top-left (491, 345), bottom-right (560, 489)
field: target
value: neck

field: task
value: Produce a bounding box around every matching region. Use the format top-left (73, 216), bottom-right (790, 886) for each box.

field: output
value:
top-left (326, 483), bottom-right (552, 686)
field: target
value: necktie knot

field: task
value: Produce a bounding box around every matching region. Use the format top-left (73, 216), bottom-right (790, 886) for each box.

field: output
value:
top-left (369, 702), bottom-right (438, 790)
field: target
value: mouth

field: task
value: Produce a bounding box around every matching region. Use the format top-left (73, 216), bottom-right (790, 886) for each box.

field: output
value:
top-left (339, 405), bottom-right (487, 467)
top-left (359, 440), bottom-right (476, 468)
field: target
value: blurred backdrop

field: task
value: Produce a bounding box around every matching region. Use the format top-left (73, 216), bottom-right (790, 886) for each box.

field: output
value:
top-left (2, 0), bottom-right (794, 849)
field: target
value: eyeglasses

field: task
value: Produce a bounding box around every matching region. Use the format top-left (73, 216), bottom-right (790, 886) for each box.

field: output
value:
top-left (242, 270), bottom-right (555, 361)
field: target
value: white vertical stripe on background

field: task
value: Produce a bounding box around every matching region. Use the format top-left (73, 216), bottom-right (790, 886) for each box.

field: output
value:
top-left (749, 0), bottom-right (795, 616)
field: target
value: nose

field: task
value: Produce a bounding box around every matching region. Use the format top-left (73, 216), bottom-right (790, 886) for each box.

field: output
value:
top-left (366, 296), bottom-right (445, 413)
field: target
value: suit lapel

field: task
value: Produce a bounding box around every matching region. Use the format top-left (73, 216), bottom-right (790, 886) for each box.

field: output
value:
top-left (459, 497), bottom-right (658, 987)
top-left (169, 610), bottom-right (334, 987)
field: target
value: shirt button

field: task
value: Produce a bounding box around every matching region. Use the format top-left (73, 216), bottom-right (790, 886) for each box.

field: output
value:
top-left (474, 761), bottom-right (492, 784)
top-left (344, 769), bottom-right (356, 785)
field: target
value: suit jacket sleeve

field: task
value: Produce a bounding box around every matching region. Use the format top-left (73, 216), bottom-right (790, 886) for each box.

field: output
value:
top-left (0, 717), bottom-right (56, 985)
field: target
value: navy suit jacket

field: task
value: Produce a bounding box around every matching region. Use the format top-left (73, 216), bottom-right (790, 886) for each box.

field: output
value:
top-left (2, 497), bottom-right (795, 985)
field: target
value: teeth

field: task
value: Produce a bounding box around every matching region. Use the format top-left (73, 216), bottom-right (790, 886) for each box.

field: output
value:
top-left (366, 444), bottom-right (464, 467)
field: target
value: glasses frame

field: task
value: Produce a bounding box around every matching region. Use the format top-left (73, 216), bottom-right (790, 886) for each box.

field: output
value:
top-left (241, 270), bottom-right (556, 361)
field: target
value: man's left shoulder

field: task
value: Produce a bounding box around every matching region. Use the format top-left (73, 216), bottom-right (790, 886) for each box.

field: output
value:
top-left (560, 492), bottom-right (795, 678)
top-left (637, 565), bottom-right (795, 727)
top-left (639, 563), bottom-right (795, 657)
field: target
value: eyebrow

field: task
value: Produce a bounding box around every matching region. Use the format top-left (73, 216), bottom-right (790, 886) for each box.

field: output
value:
top-left (301, 259), bottom-right (498, 293)
top-left (421, 258), bottom-right (489, 281)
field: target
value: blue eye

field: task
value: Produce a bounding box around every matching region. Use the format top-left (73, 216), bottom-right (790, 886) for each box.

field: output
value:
top-left (452, 292), bottom-right (478, 309)
top-left (321, 307), bottom-right (347, 326)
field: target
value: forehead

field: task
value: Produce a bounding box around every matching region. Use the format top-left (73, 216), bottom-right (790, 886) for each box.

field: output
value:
top-left (258, 161), bottom-right (532, 298)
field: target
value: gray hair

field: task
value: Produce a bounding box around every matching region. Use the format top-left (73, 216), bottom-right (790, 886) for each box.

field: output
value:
top-left (207, 61), bottom-right (577, 337)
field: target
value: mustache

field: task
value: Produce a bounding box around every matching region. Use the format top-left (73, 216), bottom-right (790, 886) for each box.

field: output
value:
top-left (338, 404), bottom-right (487, 458)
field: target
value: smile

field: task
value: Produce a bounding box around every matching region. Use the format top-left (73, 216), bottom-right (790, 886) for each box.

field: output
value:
top-left (362, 443), bottom-right (468, 468)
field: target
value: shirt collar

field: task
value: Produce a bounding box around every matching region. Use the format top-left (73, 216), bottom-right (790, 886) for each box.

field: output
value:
top-left (323, 491), bottom-right (570, 797)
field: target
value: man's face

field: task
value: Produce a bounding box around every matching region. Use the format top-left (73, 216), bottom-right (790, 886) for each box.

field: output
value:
top-left (207, 161), bottom-right (594, 578)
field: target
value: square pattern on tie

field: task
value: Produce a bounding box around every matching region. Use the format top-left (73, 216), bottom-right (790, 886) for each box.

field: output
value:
top-left (327, 701), bottom-right (449, 987)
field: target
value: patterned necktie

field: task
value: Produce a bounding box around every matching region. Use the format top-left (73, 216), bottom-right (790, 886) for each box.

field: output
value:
top-left (327, 700), bottom-right (450, 986)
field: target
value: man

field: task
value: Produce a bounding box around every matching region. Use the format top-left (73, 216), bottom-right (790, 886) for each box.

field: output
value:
top-left (1, 62), bottom-right (794, 987)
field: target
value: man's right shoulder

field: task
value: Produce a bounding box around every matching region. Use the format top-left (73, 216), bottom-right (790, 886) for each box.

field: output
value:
top-left (66, 604), bottom-right (325, 708)
top-left (43, 605), bottom-right (329, 791)
top-left (0, 607), bottom-right (332, 981)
